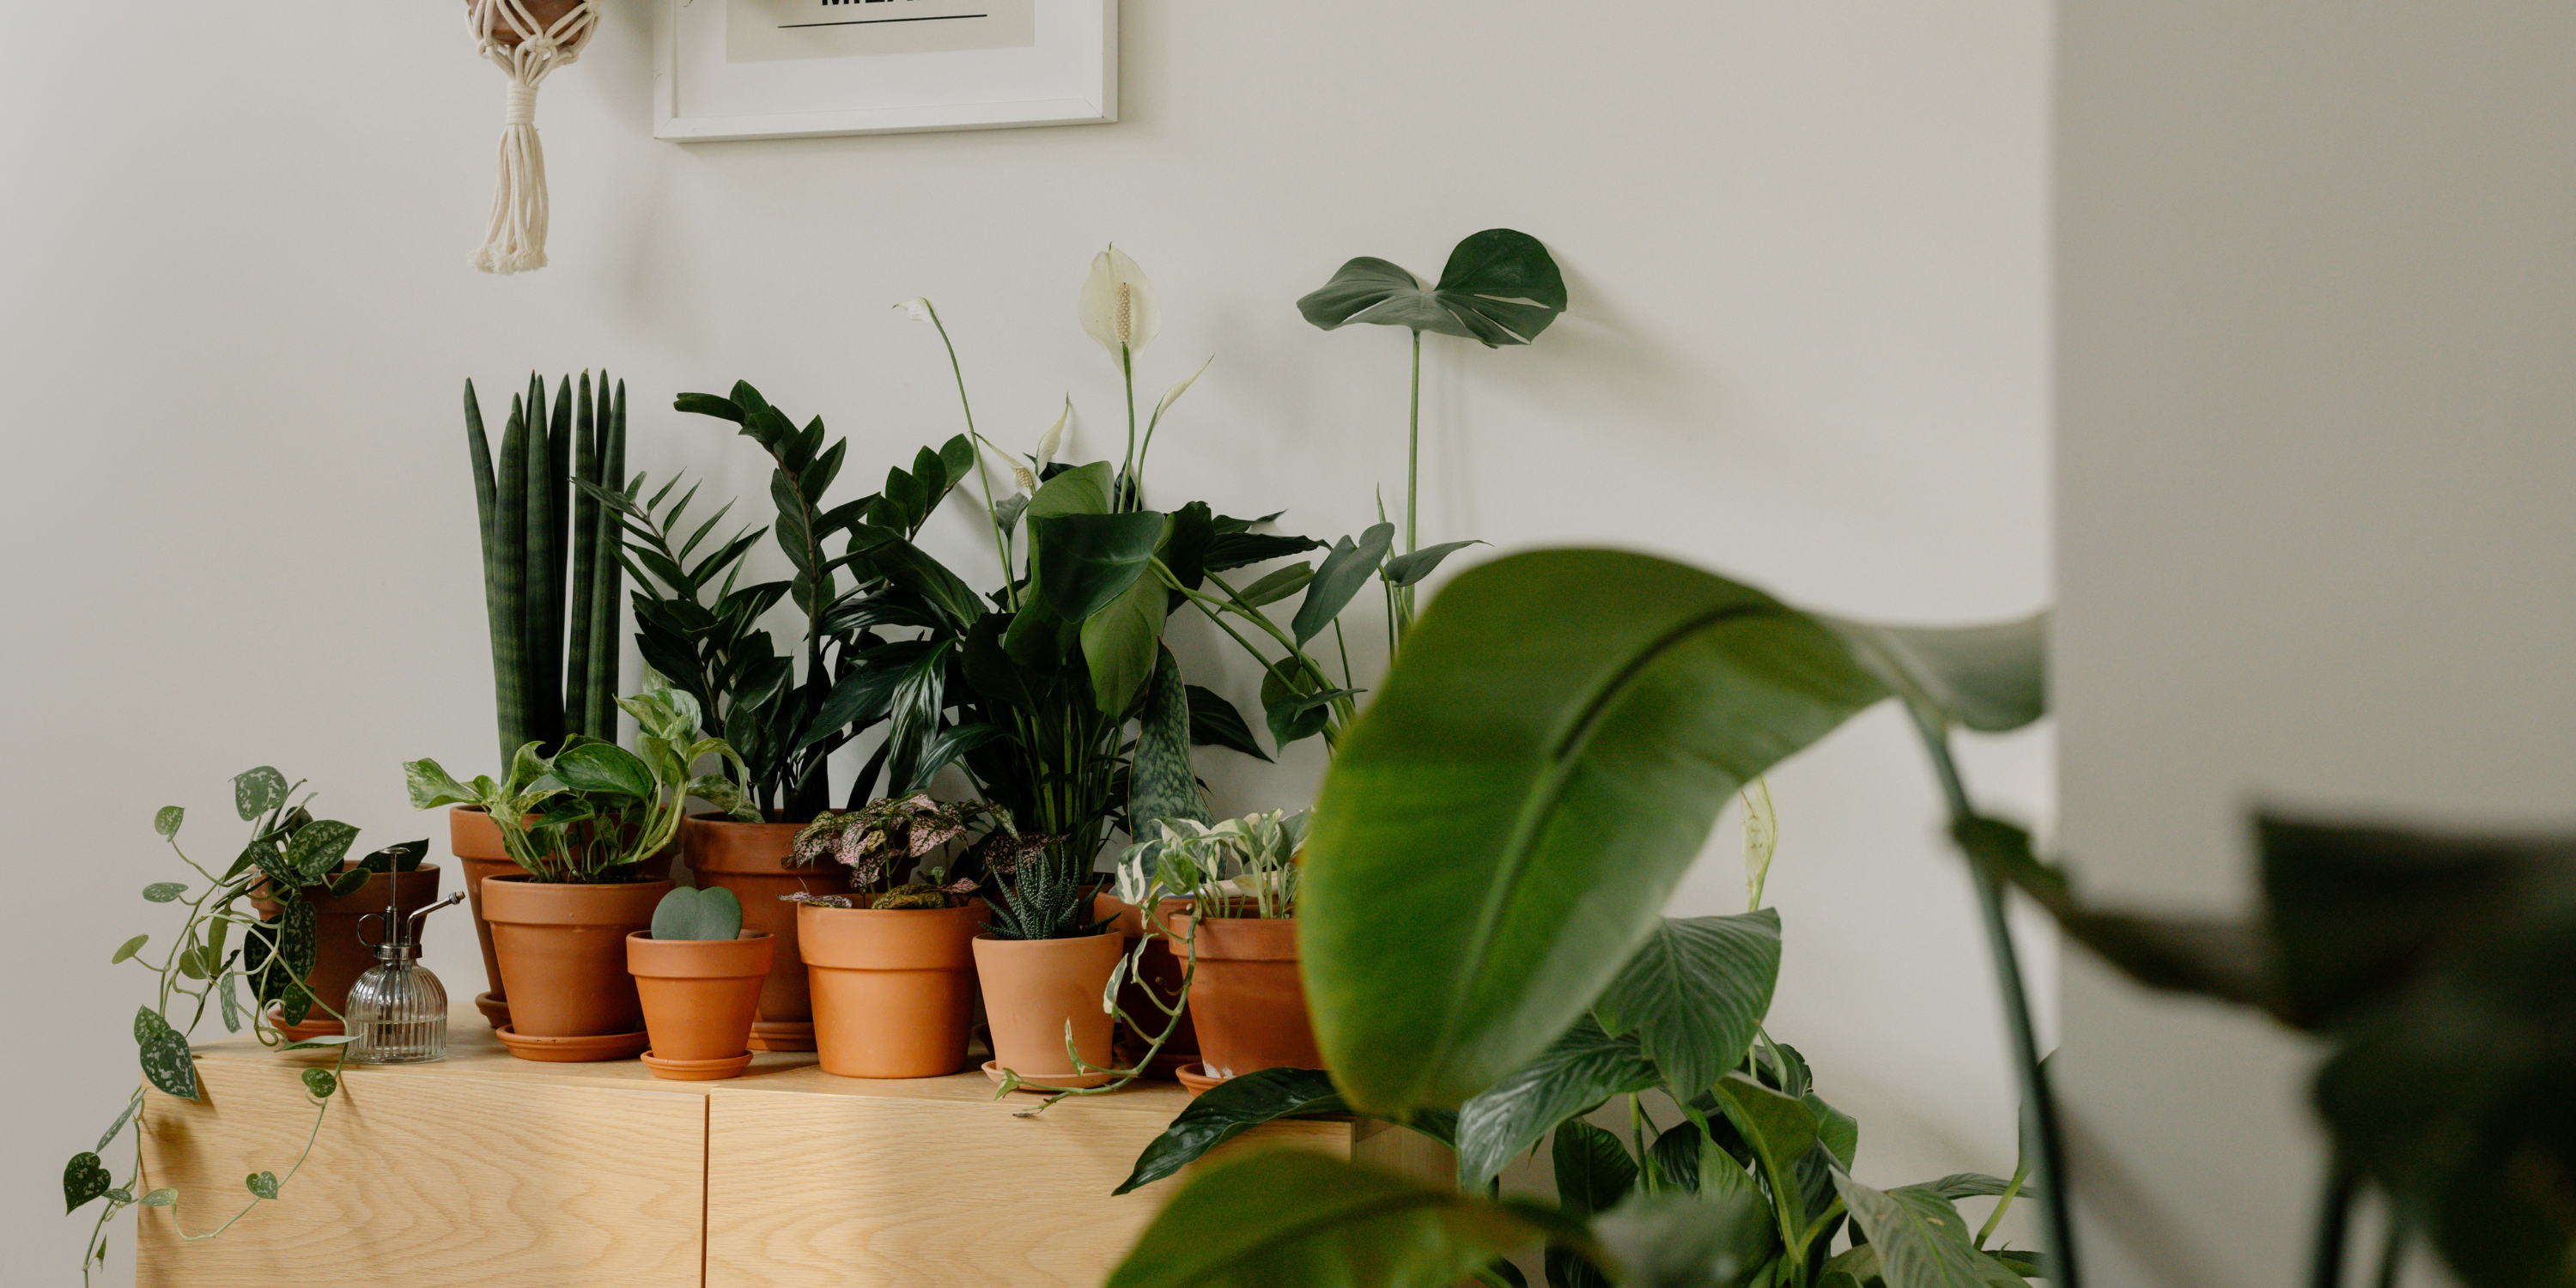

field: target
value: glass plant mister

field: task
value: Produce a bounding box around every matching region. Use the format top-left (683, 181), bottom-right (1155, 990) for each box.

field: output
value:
top-left (349, 876), bottom-right (465, 1064)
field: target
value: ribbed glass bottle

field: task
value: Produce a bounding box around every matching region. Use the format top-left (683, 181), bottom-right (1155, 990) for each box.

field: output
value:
top-left (347, 958), bottom-right (448, 1064)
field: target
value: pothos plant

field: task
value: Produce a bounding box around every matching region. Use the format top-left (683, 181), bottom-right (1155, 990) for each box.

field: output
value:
top-left (403, 683), bottom-right (757, 882)
top-left (68, 769), bottom-right (408, 1286)
top-left (1117, 807), bottom-right (1308, 921)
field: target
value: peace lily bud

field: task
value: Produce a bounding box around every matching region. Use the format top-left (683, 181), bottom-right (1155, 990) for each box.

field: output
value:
top-left (1036, 398), bottom-right (1070, 467)
top-left (1079, 246), bottom-right (1159, 361)
top-left (892, 297), bottom-right (935, 324)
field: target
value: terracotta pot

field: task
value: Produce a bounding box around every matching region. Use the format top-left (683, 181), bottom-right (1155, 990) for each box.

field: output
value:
top-left (683, 814), bottom-right (843, 1051)
top-left (1161, 903), bottom-right (1321, 1080)
top-left (1090, 893), bottom-right (1195, 1077)
top-left (627, 931), bottom-right (774, 1078)
top-left (481, 875), bottom-right (669, 1042)
top-left (800, 902), bottom-right (986, 1078)
top-left (450, 806), bottom-right (517, 1029)
top-left (468, 0), bottom-right (585, 47)
top-left (298, 864), bottom-right (446, 1034)
top-left (972, 933), bottom-right (1126, 1089)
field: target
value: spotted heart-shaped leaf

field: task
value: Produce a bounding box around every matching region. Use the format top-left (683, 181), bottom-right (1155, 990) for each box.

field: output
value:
top-left (245, 1171), bottom-right (280, 1200)
top-left (153, 806), bottom-right (184, 838)
top-left (302, 1068), bottom-right (338, 1099)
top-left (143, 883), bottom-right (186, 903)
top-left (233, 767), bottom-right (289, 821)
top-left (64, 1152), bottom-right (112, 1213)
top-left (134, 1008), bottom-right (199, 1101)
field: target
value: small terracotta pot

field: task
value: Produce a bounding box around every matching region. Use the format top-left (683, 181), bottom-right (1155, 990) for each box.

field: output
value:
top-left (972, 932), bottom-right (1126, 1089)
top-left (1090, 893), bottom-right (1195, 1077)
top-left (801, 902), bottom-right (986, 1078)
top-left (684, 815), bottom-right (841, 1051)
top-left (451, 806), bottom-right (517, 1029)
top-left (1161, 902), bottom-right (1321, 1080)
top-left (627, 931), bottom-right (774, 1078)
top-left (482, 875), bottom-right (670, 1042)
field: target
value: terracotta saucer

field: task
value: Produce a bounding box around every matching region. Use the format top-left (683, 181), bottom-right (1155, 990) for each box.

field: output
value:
top-left (746, 1019), bottom-right (816, 1052)
top-left (981, 1059), bottom-right (1112, 1092)
top-left (641, 1049), bottom-right (755, 1081)
top-left (1174, 1063), bottom-right (1228, 1097)
top-left (494, 1025), bottom-right (648, 1063)
top-left (475, 992), bottom-right (512, 1030)
top-left (267, 1008), bottom-right (343, 1045)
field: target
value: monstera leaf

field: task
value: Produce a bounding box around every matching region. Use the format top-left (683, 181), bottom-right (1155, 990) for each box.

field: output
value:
top-left (1298, 229), bottom-right (1568, 347)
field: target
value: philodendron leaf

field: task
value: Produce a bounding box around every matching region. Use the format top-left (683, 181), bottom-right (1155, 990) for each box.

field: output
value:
top-left (143, 883), bottom-right (186, 903)
top-left (1113, 1067), bottom-right (1346, 1195)
top-left (1830, 1175), bottom-right (2026, 1288)
top-left (1548, 1121), bottom-right (1636, 1288)
top-left (651, 885), bottom-right (744, 942)
top-left (1589, 1190), bottom-right (1778, 1288)
top-left (245, 1171), bottom-right (281, 1200)
top-left (1919, 1173), bottom-right (2020, 1201)
top-left (1297, 229), bottom-right (1569, 348)
top-left (1128, 649), bottom-right (1210, 847)
top-left (1455, 1017), bottom-right (1661, 1188)
top-left (64, 1153), bottom-right (112, 1213)
top-left (1103, 1150), bottom-right (1583, 1288)
top-left (1591, 911), bottom-right (1783, 1099)
top-left (233, 766), bottom-right (289, 821)
top-left (134, 1008), bottom-right (199, 1101)
top-left (327, 869), bottom-right (370, 898)
top-left (153, 806), bottom-right (184, 838)
top-left (550, 742), bottom-right (656, 800)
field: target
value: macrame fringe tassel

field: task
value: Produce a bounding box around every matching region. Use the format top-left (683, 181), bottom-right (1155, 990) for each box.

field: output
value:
top-left (475, 85), bottom-right (550, 275)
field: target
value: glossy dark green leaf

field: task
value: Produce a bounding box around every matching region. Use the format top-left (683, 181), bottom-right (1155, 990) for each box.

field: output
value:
top-left (245, 1171), bottom-right (281, 1200)
top-left (357, 840), bottom-right (429, 873)
top-left (1552, 1121), bottom-right (1637, 1218)
top-left (1589, 1190), bottom-right (1777, 1288)
top-left (1292, 523), bottom-right (1396, 645)
top-left (1919, 1173), bottom-right (2017, 1201)
top-left (1035, 511), bottom-right (1168, 623)
top-left (550, 742), bottom-right (656, 799)
top-left (1303, 552), bottom-right (1890, 1113)
top-left (1592, 912), bottom-right (1782, 1099)
top-left (134, 1008), bottom-right (199, 1101)
top-left (153, 806), bottom-right (184, 838)
top-left (1711, 1076), bottom-right (1818, 1226)
top-left (1831, 1175), bottom-right (2024, 1288)
top-left (301, 1067), bottom-right (339, 1099)
top-left (1382, 540), bottom-right (1486, 589)
top-left (1455, 1017), bottom-right (1661, 1188)
top-left (1129, 649), bottom-right (1209, 841)
top-left (143, 883), bottom-right (185, 903)
top-left (1823, 615), bottom-right (2046, 734)
top-left (1297, 230), bottom-right (1569, 348)
top-left (1648, 1122), bottom-right (1705, 1194)
top-left (64, 1152), bottom-right (112, 1213)
top-left (872, 538), bottom-right (987, 632)
top-left (1103, 1150), bottom-right (1580, 1288)
top-left (233, 767), bottom-right (288, 821)
top-left (283, 819), bottom-right (359, 883)
top-left (1261, 667), bottom-right (1361, 751)
top-left (1205, 531), bottom-right (1327, 574)
top-left (1083, 568), bottom-right (1170, 715)
top-left (1113, 1067), bottom-right (1346, 1195)
top-left (280, 899), bottom-right (318, 982)
top-left (1186, 684), bottom-right (1272, 762)
top-left (1163, 501), bottom-right (1217, 591)
top-left (1803, 1092), bottom-right (1859, 1170)
top-left (1027, 461), bottom-right (1115, 519)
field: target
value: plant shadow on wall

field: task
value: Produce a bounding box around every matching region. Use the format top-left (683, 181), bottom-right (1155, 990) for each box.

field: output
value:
top-left (1103, 551), bottom-right (2576, 1288)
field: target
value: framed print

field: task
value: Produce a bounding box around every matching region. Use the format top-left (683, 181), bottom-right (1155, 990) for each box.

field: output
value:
top-left (654, 0), bottom-right (1116, 143)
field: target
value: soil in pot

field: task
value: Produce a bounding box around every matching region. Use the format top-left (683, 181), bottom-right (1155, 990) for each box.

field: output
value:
top-left (482, 874), bottom-right (669, 1058)
top-left (1161, 903), bottom-right (1322, 1080)
top-left (684, 814), bottom-right (839, 1051)
top-left (801, 901), bottom-right (985, 1078)
top-left (628, 930), bottom-right (773, 1080)
top-left (972, 932), bottom-right (1126, 1090)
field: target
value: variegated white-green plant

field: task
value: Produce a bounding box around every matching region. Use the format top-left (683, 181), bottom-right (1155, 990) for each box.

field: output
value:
top-left (404, 681), bottom-right (757, 883)
top-left (1118, 808), bottom-right (1310, 922)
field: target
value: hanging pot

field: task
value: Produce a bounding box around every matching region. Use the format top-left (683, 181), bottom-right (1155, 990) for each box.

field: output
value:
top-left (468, 0), bottom-right (586, 47)
top-left (1161, 902), bottom-right (1322, 1082)
top-left (628, 930), bottom-right (774, 1081)
top-left (683, 814), bottom-right (839, 1051)
top-left (482, 874), bottom-right (668, 1061)
top-left (972, 933), bottom-right (1125, 1090)
top-left (801, 902), bottom-right (986, 1079)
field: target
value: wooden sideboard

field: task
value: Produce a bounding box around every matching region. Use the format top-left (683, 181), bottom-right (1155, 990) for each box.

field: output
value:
top-left (137, 1005), bottom-right (1432, 1286)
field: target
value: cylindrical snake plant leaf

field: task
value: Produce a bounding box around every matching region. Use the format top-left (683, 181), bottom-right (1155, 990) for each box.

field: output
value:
top-left (490, 396), bottom-right (532, 766)
top-left (566, 372), bottom-right (600, 740)
top-left (586, 378), bottom-right (626, 736)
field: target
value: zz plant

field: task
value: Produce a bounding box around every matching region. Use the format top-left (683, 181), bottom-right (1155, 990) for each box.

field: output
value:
top-left (69, 769), bottom-right (404, 1286)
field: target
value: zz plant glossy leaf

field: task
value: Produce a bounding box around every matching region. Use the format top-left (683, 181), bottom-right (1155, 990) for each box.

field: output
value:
top-left (1113, 1067), bottom-right (1345, 1195)
top-left (1103, 1150), bottom-right (1582, 1288)
top-left (1303, 550), bottom-right (2045, 1115)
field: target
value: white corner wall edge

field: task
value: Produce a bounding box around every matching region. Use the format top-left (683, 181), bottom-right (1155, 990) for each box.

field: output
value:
top-left (2054, 3), bottom-right (2576, 1287)
top-left (653, 0), bottom-right (1116, 141)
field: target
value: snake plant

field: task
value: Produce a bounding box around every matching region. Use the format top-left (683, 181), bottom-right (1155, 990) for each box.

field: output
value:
top-left (464, 372), bottom-right (625, 767)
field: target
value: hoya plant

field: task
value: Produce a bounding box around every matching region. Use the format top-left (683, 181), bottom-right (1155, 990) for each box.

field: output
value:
top-left (403, 683), bottom-right (756, 883)
top-left (68, 769), bottom-right (403, 1286)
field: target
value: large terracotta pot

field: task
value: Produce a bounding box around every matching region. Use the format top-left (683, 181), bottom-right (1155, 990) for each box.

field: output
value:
top-left (1161, 903), bottom-right (1322, 1080)
top-left (450, 806), bottom-right (517, 1030)
top-left (972, 933), bottom-right (1125, 1089)
top-left (482, 875), bottom-right (669, 1060)
top-left (628, 931), bottom-right (774, 1080)
top-left (801, 902), bottom-right (985, 1078)
top-left (1091, 893), bottom-right (1194, 1077)
top-left (683, 815), bottom-right (840, 1051)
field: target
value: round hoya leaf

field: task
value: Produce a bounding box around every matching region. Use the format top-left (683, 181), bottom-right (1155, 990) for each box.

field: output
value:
top-left (111, 934), bottom-right (149, 964)
top-left (153, 806), bottom-right (184, 838)
top-left (301, 1067), bottom-right (338, 1099)
top-left (143, 883), bottom-right (186, 903)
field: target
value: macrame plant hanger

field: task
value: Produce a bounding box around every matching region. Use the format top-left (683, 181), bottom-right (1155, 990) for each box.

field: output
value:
top-left (465, 0), bottom-right (601, 275)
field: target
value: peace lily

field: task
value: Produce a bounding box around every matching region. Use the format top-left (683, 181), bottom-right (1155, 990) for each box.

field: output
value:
top-left (1078, 246), bottom-right (1159, 361)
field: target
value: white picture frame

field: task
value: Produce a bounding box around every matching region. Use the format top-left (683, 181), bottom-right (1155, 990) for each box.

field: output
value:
top-left (654, 0), bottom-right (1116, 143)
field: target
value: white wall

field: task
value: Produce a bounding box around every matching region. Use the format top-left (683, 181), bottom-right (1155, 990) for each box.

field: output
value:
top-left (2056, 3), bottom-right (2576, 1285)
top-left (0, 2), bottom-right (2049, 1277)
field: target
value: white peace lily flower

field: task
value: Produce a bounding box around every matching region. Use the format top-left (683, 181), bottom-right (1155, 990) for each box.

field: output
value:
top-left (892, 297), bottom-right (935, 323)
top-left (1036, 398), bottom-right (1070, 466)
top-left (1154, 356), bottom-right (1215, 422)
top-left (1078, 246), bottom-right (1159, 360)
